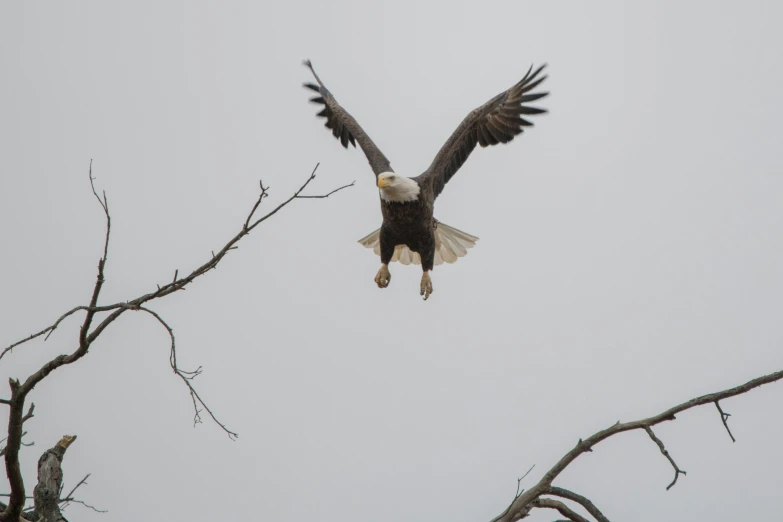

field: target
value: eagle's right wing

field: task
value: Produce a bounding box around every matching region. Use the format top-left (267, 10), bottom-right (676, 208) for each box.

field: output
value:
top-left (418, 64), bottom-right (549, 198)
top-left (303, 60), bottom-right (394, 177)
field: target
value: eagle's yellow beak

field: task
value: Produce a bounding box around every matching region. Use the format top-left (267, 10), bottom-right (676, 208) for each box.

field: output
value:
top-left (377, 175), bottom-right (391, 189)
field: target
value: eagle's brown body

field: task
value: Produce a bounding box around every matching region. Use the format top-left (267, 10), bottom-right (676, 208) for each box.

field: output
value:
top-left (379, 183), bottom-right (437, 270)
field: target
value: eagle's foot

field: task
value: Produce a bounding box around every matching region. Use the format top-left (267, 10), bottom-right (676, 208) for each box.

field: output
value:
top-left (374, 264), bottom-right (391, 288)
top-left (420, 272), bottom-right (433, 300)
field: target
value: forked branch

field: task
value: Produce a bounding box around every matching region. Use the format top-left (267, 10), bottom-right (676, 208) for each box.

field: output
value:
top-left (714, 400), bottom-right (736, 442)
top-left (490, 368), bottom-right (783, 522)
top-left (643, 426), bottom-right (686, 490)
top-left (137, 306), bottom-right (237, 440)
top-left (0, 161), bottom-right (351, 521)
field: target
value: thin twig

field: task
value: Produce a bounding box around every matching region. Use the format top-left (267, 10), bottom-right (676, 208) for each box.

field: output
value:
top-left (643, 426), bottom-right (686, 490)
top-left (137, 306), bottom-right (238, 440)
top-left (59, 473), bottom-right (90, 509)
top-left (245, 162), bottom-right (323, 232)
top-left (244, 180), bottom-right (270, 230)
top-left (296, 180), bottom-right (356, 198)
top-left (0, 306), bottom-right (89, 362)
top-left (21, 405), bottom-right (34, 424)
top-left (714, 400), bottom-right (736, 443)
top-left (0, 432), bottom-right (32, 458)
top-left (490, 465), bottom-right (536, 522)
top-left (59, 498), bottom-right (107, 513)
top-left (518, 464), bottom-right (536, 485)
top-left (88, 159), bottom-right (110, 263)
top-left (59, 473), bottom-right (104, 513)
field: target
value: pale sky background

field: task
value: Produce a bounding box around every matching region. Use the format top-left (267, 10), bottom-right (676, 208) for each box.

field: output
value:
top-left (1, 2), bottom-right (782, 521)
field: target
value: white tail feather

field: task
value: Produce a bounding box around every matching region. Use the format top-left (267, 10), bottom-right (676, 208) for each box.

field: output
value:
top-left (357, 222), bottom-right (479, 266)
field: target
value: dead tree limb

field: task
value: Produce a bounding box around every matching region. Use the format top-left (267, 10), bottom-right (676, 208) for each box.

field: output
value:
top-left (714, 400), bottom-right (736, 442)
top-left (531, 498), bottom-right (591, 522)
top-left (643, 426), bottom-right (686, 490)
top-left (490, 368), bottom-right (783, 522)
top-left (31, 435), bottom-right (77, 522)
top-left (546, 487), bottom-right (609, 522)
top-left (0, 161), bottom-right (351, 521)
top-left (137, 305), bottom-right (237, 439)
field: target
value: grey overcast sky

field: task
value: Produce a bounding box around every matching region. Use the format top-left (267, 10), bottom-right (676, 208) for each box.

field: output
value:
top-left (1, 1), bottom-right (782, 521)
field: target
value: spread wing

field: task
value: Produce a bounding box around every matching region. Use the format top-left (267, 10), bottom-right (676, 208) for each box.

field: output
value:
top-left (418, 64), bottom-right (549, 198)
top-left (303, 60), bottom-right (393, 177)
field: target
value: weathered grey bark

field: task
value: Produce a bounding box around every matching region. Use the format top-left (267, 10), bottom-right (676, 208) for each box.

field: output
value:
top-left (31, 435), bottom-right (76, 522)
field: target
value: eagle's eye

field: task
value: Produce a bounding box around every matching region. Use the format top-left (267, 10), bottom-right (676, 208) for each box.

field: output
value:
top-left (388, 176), bottom-right (395, 181)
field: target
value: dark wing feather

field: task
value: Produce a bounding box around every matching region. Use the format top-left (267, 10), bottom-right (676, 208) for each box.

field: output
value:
top-left (303, 60), bottom-right (393, 176)
top-left (418, 64), bottom-right (549, 198)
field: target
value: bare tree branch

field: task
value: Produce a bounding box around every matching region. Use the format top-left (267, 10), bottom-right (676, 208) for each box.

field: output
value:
top-left (296, 180), bottom-right (356, 198)
top-left (0, 161), bottom-right (351, 521)
top-left (0, 162), bottom-right (114, 521)
top-left (532, 498), bottom-right (591, 522)
top-left (77, 159), bottom-right (111, 353)
top-left (21, 404), bottom-right (34, 424)
top-left (1, 378), bottom-right (29, 521)
top-left (643, 426), bottom-right (686, 490)
top-left (244, 179), bottom-right (270, 230)
top-left (2, 166), bottom-right (353, 370)
top-left (59, 473), bottom-right (89, 510)
top-left (490, 368), bottom-right (783, 522)
top-left (137, 305), bottom-right (238, 439)
top-left (0, 306), bottom-right (89, 362)
top-left (58, 472), bottom-right (105, 513)
top-left (60, 497), bottom-right (107, 513)
top-left (546, 487), bottom-right (610, 522)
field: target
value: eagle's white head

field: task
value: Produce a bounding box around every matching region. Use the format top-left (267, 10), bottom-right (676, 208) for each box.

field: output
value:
top-left (377, 172), bottom-right (420, 203)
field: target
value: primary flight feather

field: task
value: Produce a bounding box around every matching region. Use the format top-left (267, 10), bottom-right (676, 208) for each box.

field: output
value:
top-left (303, 60), bottom-right (549, 300)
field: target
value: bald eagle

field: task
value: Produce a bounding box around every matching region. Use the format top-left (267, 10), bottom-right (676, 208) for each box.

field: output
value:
top-left (303, 60), bottom-right (548, 300)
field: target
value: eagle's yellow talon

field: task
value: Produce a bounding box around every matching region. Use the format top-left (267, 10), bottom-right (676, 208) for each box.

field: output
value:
top-left (374, 264), bottom-right (391, 288)
top-left (420, 272), bottom-right (433, 300)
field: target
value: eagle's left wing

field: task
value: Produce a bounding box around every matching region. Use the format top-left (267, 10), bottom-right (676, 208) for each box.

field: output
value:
top-left (418, 64), bottom-right (549, 198)
top-left (302, 60), bottom-right (394, 177)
